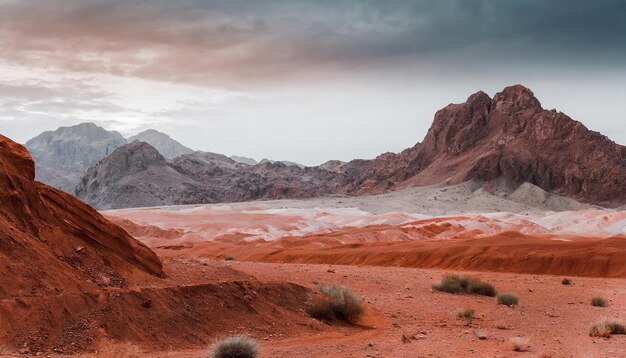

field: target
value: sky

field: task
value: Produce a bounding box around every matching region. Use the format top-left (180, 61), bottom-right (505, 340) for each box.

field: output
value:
top-left (0, 0), bottom-right (625, 165)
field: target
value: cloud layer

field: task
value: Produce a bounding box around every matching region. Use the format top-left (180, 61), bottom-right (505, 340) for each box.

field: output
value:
top-left (1, 0), bottom-right (625, 164)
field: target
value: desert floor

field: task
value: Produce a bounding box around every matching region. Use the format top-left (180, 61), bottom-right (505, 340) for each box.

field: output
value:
top-left (123, 258), bottom-right (625, 358)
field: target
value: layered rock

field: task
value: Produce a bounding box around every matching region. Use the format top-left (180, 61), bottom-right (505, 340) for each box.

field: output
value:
top-left (0, 134), bottom-right (163, 298)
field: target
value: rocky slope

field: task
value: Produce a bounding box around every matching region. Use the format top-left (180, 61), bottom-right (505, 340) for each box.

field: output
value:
top-left (0, 133), bottom-right (326, 355)
top-left (127, 129), bottom-right (193, 160)
top-left (24, 123), bottom-right (126, 192)
top-left (76, 85), bottom-right (625, 209)
top-left (76, 142), bottom-right (348, 209)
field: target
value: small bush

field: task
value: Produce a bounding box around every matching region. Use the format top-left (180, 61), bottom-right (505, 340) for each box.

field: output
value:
top-left (496, 293), bottom-right (519, 307)
top-left (224, 256), bottom-right (235, 261)
top-left (210, 336), bottom-right (259, 358)
top-left (591, 296), bottom-right (607, 307)
top-left (432, 274), bottom-right (496, 297)
top-left (307, 284), bottom-right (364, 323)
top-left (456, 308), bottom-right (475, 326)
top-left (562, 278), bottom-right (572, 285)
top-left (468, 280), bottom-right (496, 297)
top-left (590, 321), bottom-right (626, 338)
top-left (510, 337), bottom-right (530, 352)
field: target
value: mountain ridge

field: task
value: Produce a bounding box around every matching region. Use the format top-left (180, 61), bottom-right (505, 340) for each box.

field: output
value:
top-left (75, 85), bottom-right (626, 209)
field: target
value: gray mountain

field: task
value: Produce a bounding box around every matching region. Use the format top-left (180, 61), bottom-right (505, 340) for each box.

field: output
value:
top-left (259, 158), bottom-right (305, 168)
top-left (25, 123), bottom-right (126, 193)
top-left (230, 155), bottom-right (258, 165)
top-left (127, 129), bottom-right (193, 160)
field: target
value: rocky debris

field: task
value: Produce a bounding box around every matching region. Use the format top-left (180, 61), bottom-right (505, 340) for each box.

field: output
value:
top-left (127, 129), bottom-right (194, 160)
top-left (24, 122), bottom-right (127, 193)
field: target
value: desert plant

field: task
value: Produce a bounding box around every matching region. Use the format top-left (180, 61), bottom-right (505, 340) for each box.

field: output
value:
top-left (432, 274), bottom-right (496, 297)
top-left (589, 320), bottom-right (626, 338)
top-left (456, 308), bottom-right (475, 326)
top-left (307, 283), bottom-right (364, 323)
top-left (209, 336), bottom-right (259, 358)
top-left (510, 337), bottom-right (530, 352)
top-left (591, 296), bottom-right (607, 307)
top-left (467, 280), bottom-right (497, 297)
top-left (496, 293), bottom-right (519, 307)
top-left (562, 278), bottom-right (572, 285)
top-left (224, 256), bottom-right (235, 261)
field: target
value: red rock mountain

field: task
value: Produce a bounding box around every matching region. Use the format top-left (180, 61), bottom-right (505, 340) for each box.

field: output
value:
top-left (352, 85), bottom-right (625, 206)
top-left (76, 85), bottom-right (625, 209)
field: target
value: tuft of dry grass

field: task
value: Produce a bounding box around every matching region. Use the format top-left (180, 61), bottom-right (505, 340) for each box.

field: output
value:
top-left (307, 283), bottom-right (364, 323)
top-left (496, 293), bottom-right (519, 307)
top-left (456, 308), bottom-right (475, 326)
top-left (561, 278), bottom-right (572, 285)
top-left (209, 336), bottom-right (259, 358)
top-left (589, 320), bottom-right (625, 338)
top-left (432, 274), bottom-right (496, 297)
top-left (591, 296), bottom-right (607, 307)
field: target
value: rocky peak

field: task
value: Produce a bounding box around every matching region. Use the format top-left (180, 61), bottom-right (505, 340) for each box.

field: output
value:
top-left (110, 141), bottom-right (166, 172)
top-left (127, 129), bottom-right (193, 160)
top-left (492, 84), bottom-right (542, 111)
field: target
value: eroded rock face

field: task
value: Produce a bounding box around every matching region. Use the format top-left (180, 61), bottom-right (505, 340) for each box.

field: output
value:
top-left (75, 85), bottom-right (625, 209)
top-left (25, 123), bottom-right (126, 193)
top-left (0, 134), bottom-right (163, 299)
top-left (404, 85), bottom-right (626, 205)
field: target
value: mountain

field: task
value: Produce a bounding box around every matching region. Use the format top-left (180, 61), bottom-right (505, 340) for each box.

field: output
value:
top-left (76, 85), bottom-right (625, 209)
top-left (127, 129), bottom-right (194, 160)
top-left (76, 142), bottom-right (346, 209)
top-left (24, 123), bottom-right (126, 193)
top-left (230, 155), bottom-right (258, 165)
top-left (351, 85), bottom-right (625, 206)
top-left (259, 158), bottom-right (306, 168)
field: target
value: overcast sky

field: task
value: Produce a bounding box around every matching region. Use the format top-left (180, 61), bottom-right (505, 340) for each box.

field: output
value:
top-left (1, 0), bottom-right (625, 165)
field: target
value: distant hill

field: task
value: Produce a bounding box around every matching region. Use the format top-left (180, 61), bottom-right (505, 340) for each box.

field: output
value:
top-left (24, 123), bottom-right (126, 193)
top-left (127, 129), bottom-right (193, 160)
top-left (230, 155), bottom-right (258, 165)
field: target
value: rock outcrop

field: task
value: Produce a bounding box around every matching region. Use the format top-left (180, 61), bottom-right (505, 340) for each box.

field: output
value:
top-left (24, 123), bottom-right (126, 192)
top-left (0, 134), bottom-right (163, 297)
top-left (127, 129), bottom-right (193, 160)
top-left (76, 85), bottom-right (625, 209)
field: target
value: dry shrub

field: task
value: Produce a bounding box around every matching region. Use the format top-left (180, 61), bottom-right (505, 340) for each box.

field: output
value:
top-left (561, 278), bottom-right (572, 285)
top-left (510, 337), bottom-right (530, 352)
top-left (456, 308), bottom-right (475, 326)
top-left (591, 296), bottom-right (607, 307)
top-left (496, 293), bottom-right (519, 307)
top-left (209, 336), bottom-right (259, 358)
top-left (432, 274), bottom-right (496, 297)
top-left (307, 283), bottom-right (364, 323)
top-left (589, 320), bottom-right (625, 338)
top-left (224, 256), bottom-right (235, 261)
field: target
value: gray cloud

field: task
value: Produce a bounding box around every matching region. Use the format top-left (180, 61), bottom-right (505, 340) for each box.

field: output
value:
top-left (1, 0), bottom-right (624, 85)
top-left (0, 1), bottom-right (624, 164)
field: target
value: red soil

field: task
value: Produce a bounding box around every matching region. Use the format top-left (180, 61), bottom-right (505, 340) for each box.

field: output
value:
top-left (128, 260), bottom-right (624, 358)
top-left (165, 231), bottom-right (626, 278)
